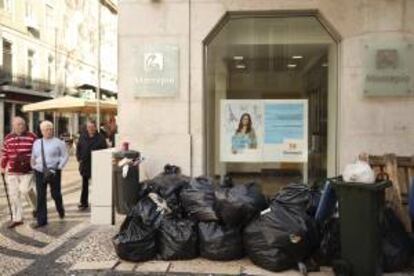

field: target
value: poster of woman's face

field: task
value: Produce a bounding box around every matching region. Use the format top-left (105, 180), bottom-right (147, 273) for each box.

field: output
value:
top-left (221, 100), bottom-right (263, 161)
top-left (232, 113), bottom-right (258, 152)
top-left (220, 99), bottom-right (308, 163)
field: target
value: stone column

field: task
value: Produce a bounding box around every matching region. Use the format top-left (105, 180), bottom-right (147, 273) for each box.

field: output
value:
top-left (39, 112), bottom-right (45, 121)
top-left (11, 103), bottom-right (15, 120)
top-left (73, 113), bottom-right (79, 135)
top-left (28, 112), bottom-right (34, 132)
top-left (0, 98), bottom-right (5, 142)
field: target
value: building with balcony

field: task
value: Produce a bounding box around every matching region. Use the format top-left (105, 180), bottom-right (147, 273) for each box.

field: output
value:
top-left (0, 0), bottom-right (117, 140)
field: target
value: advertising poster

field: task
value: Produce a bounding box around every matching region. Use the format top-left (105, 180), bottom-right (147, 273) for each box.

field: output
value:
top-left (220, 100), bottom-right (263, 162)
top-left (220, 100), bottom-right (308, 163)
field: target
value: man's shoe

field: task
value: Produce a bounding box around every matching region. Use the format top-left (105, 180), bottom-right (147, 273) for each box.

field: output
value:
top-left (32, 210), bottom-right (37, 218)
top-left (58, 211), bottom-right (65, 219)
top-left (31, 223), bottom-right (47, 229)
top-left (7, 221), bottom-right (23, 229)
top-left (78, 204), bottom-right (89, 211)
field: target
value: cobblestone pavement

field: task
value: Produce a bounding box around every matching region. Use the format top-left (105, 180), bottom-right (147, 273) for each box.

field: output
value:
top-left (0, 157), bottom-right (411, 275)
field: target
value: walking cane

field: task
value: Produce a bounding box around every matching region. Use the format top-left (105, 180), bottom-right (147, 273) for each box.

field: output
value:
top-left (1, 173), bottom-right (13, 221)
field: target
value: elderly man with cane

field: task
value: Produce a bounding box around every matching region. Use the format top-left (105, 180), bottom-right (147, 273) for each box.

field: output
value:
top-left (1, 117), bottom-right (37, 228)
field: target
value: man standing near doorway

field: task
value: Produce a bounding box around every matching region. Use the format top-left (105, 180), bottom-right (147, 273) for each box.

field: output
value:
top-left (1, 117), bottom-right (37, 228)
top-left (76, 120), bottom-right (107, 210)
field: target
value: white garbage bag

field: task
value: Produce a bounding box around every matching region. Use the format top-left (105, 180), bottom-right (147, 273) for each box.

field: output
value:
top-left (343, 160), bottom-right (375, 183)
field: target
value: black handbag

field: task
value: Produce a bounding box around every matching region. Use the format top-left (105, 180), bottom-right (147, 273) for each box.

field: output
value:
top-left (41, 139), bottom-right (56, 184)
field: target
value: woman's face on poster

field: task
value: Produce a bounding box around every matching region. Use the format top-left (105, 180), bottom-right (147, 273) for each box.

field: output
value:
top-left (242, 115), bottom-right (250, 126)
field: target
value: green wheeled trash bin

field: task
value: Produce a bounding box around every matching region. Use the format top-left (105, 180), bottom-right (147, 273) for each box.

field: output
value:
top-left (113, 150), bottom-right (141, 214)
top-left (334, 180), bottom-right (391, 276)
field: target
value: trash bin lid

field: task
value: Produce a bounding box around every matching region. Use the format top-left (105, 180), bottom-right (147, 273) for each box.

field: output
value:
top-left (113, 150), bottom-right (140, 159)
top-left (334, 180), bottom-right (391, 191)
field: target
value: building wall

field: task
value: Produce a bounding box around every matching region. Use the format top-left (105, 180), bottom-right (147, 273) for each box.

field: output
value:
top-left (118, 0), bottom-right (414, 177)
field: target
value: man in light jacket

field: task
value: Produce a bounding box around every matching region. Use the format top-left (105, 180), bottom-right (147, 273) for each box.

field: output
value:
top-left (31, 120), bottom-right (69, 228)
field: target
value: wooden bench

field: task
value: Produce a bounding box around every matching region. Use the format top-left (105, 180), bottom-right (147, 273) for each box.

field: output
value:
top-left (369, 154), bottom-right (414, 232)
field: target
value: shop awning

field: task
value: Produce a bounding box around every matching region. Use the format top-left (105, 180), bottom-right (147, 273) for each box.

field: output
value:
top-left (22, 95), bottom-right (117, 114)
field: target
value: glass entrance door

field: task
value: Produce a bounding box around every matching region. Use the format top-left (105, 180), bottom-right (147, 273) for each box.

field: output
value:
top-left (204, 14), bottom-right (338, 195)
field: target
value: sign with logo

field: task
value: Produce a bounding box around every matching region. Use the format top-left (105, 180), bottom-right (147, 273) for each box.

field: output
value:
top-left (220, 100), bottom-right (308, 163)
top-left (80, 89), bottom-right (95, 100)
top-left (134, 44), bottom-right (179, 97)
top-left (364, 40), bottom-right (414, 96)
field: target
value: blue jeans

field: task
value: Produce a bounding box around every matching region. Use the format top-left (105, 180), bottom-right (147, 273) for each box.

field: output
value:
top-left (35, 170), bottom-right (64, 225)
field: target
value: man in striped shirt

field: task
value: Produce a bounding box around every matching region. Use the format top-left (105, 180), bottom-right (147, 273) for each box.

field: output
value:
top-left (1, 117), bottom-right (37, 228)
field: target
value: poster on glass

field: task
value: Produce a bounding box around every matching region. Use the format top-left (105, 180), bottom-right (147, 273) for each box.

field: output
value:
top-left (220, 99), bottom-right (308, 163)
top-left (220, 100), bottom-right (263, 162)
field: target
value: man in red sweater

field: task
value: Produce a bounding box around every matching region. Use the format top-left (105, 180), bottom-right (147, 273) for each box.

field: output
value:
top-left (1, 117), bottom-right (37, 228)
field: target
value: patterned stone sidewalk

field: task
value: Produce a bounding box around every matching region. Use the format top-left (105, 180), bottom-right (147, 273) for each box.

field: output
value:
top-left (0, 157), bottom-right (94, 276)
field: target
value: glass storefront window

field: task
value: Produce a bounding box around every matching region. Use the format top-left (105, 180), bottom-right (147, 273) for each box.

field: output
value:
top-left (204, 15), bottom-right (337, 194)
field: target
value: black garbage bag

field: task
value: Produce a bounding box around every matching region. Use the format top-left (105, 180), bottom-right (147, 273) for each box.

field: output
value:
top-left (158, 218), bottom-right (198, 260)
top-left (136, 195), bottom-right (167, 227)
top-left (139, 165), bottom-right (190, 218)
top-left (112, 197), bottom-right (164, 261)
top-left (214, 182), bottom-right (267, 226)
top-left (243, 183), bottom-right (319, 272)
top-left (198, 221), bottom-right (244, 261)
top-left (152, 165), bottom-right (190, 198)
top-left (382, 207), bottom-right (412, 272)
top-left (180, 177), bottom-right (218, 221)
top-left (152, 176), bottom-right (190, 218)
top-left (316, 217), bottom-right (341, 265)
top-left (163, 164), bottom-right (182, 175)
top-left (113, 222), bottom-right (157, 262)
top-left (220, 174), bottom-right (234, 188)
top-left (275, 183), bottom-right (315, 210)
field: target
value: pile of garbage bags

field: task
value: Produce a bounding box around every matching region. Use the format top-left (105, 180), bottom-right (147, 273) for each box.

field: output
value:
top-left (113, 165), bottom-right (413, 273)
top-left (113, 165), bottom-right (269, 264)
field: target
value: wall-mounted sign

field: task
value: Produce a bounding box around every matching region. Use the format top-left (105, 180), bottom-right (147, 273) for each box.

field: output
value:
top-left (220, 100), bottom-right (308, 163)
top-left (134, 44), bottom-right (179, 97)
top-left (364, 40), bottom-right (414, 96)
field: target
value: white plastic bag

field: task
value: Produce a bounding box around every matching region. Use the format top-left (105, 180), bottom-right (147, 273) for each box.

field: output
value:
top-left (343, 160), bottom-right (375, 183)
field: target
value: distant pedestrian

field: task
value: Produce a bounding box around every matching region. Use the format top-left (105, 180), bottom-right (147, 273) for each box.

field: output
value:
top-left (0, 117), bottom-right (37, 228)
top-left (31, 121), bottom-right (69, 228)
top-left (76, 120), bottom-right (107, 210)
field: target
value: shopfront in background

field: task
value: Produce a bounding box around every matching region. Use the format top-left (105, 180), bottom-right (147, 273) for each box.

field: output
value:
top-left (203, 15), bottom-right (338, 194)
top-left (118, 1), bottom-right (414, 194)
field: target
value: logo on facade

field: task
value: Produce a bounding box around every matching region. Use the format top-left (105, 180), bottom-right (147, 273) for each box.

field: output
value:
top-left (135, 44), bottom-right (179, 98)
top-left (364, 40), bottom-right (414, 96)
top-left (376, 49), bottom-right (398, 69)
top-left (144, 53), bottom-right (164, 72)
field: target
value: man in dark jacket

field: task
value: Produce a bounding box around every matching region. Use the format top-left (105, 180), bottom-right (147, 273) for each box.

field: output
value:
top-left (76, 120), bottom-right (107, 210)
